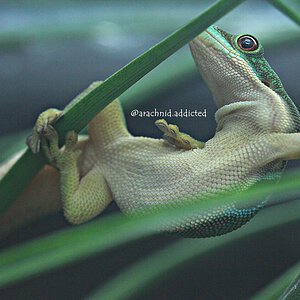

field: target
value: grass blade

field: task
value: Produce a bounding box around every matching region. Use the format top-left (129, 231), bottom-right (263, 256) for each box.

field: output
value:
top-left (0, 131), bottom-right (30, 164)
top-left (0, 169), bottom-right (299, 288)
top-left (0, 0), bottom-right (246, 214)
top-left (252, 263), bottom-right (300, 300)
top-left (279, 271), bottom-right (300, 300)
top-left (267, 0), bottom-right (300, 26)
top-left (88, 204), bottom-right (300, 300)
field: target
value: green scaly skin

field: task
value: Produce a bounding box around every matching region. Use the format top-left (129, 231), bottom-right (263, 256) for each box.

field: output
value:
top-left (214, 26), bottom-right (300, 131)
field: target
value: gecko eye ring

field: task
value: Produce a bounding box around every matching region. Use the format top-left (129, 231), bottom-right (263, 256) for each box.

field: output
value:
top-left (237, 35), bottom-right (258, 51)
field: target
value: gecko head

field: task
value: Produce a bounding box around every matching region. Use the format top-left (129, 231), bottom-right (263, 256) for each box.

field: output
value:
top-left (189, 26), bottom-right (267, 108)
top-left (189, 26), bottom-right (300, 132)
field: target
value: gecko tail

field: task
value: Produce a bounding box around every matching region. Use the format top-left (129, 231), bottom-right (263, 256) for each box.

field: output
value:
top-left (88, 99), bottom-right (131, 148)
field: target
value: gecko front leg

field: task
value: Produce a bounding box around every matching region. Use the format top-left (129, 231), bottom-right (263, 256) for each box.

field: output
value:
top-left (28, 109), bottom-right (113, 225)
top-left (155, 119), bottom-right (205, 150)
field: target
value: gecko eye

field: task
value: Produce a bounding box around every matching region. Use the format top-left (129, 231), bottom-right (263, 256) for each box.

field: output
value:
top-left (237, 35), bottom-right (258, 51)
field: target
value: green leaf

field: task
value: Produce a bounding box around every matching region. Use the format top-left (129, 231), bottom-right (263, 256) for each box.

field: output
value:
top-left (252, 263), bottom-right (300, 300)
top-left (0, 0), bottom-right (247, 215)
top-left (267, 0), bottom-right (300, 26)
top-left (88, 202), bottom-right (300, 300)
top-left (279, 272), bottom-right (300, 300)
top-left (120, 50), bottom-right (197, 109)
top-left (0, 131), bottom-right (30, 164)
top-left (0, 169), bottom-right (299, 288)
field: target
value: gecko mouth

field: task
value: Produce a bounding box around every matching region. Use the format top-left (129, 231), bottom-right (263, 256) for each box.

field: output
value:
top-left (204, 28), bottom-right (235, 55)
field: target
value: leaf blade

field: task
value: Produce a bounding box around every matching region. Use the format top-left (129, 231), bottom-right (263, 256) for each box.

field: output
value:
top-left (267, 0), bottom-right (300, 26)
top-left (0, 169), bottom-right (299, 288)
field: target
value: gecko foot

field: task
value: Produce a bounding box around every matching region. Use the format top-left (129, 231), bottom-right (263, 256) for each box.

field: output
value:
top-left (155, 119), bottom-right (205, 150)
top-left (41, 126), bottom-right (81, 170)
top-left (27, 108), bottom-right (80, 169)
top-left (26, 108), bottom-right (63, 154)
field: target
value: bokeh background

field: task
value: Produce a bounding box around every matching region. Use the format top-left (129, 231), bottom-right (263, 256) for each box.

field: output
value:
top-left (0, 0), bottom-right (300, 299)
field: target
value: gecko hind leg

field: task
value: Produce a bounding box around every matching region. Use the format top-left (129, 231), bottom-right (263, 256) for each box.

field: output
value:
top-left (155, 119), bottom-right (205, 150)
top-left (29, 108), bottom-right (113, 225)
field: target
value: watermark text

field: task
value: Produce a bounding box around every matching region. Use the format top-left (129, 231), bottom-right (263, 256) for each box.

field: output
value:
top-left (130, 108), bottom-right (207, 118)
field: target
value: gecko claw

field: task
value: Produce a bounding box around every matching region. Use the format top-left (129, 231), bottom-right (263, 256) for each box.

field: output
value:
top-left (26, 134), bottom-right (40, 154)
top-left (27, 109), bottom-right (63, 154)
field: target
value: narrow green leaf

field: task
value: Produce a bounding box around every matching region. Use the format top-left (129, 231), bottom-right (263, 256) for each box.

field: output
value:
top-left (0, 169), bottom-right (299, 288)
top-left (120, 50), bottom-right (197, 109)
top-left (252, 263), bottom-right (300, 300)
top-left (267, 0), bottom-right (300, 26)
top-left (0, 0), bottom-right (246, 214)
top-left (88, 204), bottom-right (300, 300)
top-left (0, 131), bottom-right (30, 164)
top-left (279, 271), bottom-right (300, 300)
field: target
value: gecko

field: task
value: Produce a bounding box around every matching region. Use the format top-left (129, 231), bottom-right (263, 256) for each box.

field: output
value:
top-left (1, 26), bottom-right (300, 238)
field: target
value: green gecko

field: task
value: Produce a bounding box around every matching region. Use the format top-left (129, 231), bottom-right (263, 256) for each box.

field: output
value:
top-left (1, 26), bottom-right (300, 238)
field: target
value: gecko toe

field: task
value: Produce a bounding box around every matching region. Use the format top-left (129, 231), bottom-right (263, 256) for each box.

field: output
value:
top-left (28, 108), bottom-right (63, 154)
top-left (156, 119), bottom-right (204, 150)
top-left (65, 131), bottom-right (78, 151)
top-left (155, 119), bottom-right (169, 133)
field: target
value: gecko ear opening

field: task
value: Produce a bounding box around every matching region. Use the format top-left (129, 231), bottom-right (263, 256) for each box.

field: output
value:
top-left (261, 79), bottom-right (270, 87)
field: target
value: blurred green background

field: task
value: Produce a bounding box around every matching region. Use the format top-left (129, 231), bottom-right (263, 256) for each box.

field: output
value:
top-left (0, 0), bottom-right (300, 299)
